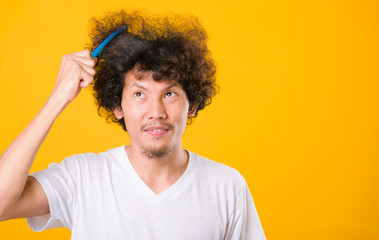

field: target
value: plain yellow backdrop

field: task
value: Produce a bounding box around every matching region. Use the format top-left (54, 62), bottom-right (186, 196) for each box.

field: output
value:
top-left (0, 0), bottom-right (378, 239)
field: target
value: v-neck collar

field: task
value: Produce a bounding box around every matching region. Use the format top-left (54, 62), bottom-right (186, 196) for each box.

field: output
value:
top-left (116, 145), bottom-right (197, 204)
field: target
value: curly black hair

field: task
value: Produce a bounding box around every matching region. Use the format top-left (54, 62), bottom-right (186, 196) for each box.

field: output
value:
top-left (85, 9), bottom-right (219, 131)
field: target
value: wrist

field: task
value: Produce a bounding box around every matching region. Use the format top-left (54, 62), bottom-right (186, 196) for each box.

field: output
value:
top-left (46, 93), bottom-right (70, 115)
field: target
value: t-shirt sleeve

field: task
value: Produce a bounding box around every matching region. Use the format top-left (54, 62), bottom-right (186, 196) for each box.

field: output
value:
top-left (26, 158), bottom-right (76, 232)
top-left (224, 180), bottom-right (266, 240)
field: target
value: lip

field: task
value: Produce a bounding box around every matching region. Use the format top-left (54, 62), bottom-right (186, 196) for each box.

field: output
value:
top-left (143, 125), bottom-right (171, 137)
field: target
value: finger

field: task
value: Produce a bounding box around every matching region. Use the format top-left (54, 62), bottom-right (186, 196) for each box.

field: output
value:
top-left (75, 55), bottom-right (97, 66)
top-left (72, 49), bottom-right (92, 59)
top-left (73, 59), bottom-right (96, 75)
top-left (79, 69), bottom-right (94, 88)
top-left (72, 55), bottom-right (97, 68)
top-left (69, 63), bottom-right (94, 88)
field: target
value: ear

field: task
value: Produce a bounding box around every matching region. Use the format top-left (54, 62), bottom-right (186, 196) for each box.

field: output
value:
top-left (188, 103), bottom-right (199, 117)
top-left (113, 106), bottom-right (124, 119)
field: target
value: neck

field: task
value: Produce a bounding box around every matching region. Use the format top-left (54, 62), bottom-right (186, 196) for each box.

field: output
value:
top-left (125, 144), bottom-right (189, 191)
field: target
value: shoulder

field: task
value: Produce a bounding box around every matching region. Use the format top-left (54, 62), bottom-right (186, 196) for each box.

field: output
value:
top-left (189, 151), bottom-right (246, 193)
top-left (190, 151), bottom-right (244, 180)
top-left (56, 146), bottom-right (125, 171)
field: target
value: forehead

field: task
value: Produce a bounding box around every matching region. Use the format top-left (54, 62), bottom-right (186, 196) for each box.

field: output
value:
top-left (124, 69), bottom-right (182, 90)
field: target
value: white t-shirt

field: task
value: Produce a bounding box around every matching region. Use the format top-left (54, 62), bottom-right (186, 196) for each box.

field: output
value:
top-left (27, 146), bottom-right (266, 240)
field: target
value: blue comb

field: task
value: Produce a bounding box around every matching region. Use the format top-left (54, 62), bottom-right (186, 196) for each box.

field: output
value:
top-left (91, 25), bottom-right (128, 58)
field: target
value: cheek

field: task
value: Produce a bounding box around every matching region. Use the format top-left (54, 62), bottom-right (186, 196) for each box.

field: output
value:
top-left (174, 102), bottom-right (190, 125)
top-left (181, 108), bottom-right (189, 121)
top-left (122, 96), bottom-right (142, 116)
top-left (122, 102), bottom-right (142, 129)
top-left (124, 115), bottom-right (140, 135)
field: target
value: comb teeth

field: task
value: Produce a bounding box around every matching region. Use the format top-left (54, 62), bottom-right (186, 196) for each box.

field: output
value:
top-left (91, 25), bottom-right (128, 59)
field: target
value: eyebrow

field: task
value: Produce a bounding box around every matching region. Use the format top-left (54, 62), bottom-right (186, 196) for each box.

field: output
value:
top-left (130, 82), bottom-right (147, 90)
top-left (129, 82), bottom-right (179, 91)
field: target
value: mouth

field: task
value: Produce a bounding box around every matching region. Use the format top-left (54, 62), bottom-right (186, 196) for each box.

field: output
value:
top-left (143, 125), bottom-right (172, 137)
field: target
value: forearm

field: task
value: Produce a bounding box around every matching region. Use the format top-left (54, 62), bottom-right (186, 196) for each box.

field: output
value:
top-left (0, 95), bottom-right (68, 211)
top-left (0, 50), bottom-right (95, 219)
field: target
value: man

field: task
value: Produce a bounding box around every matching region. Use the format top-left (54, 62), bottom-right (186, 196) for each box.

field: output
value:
top-left (0, 9), bottom-right (266, 239)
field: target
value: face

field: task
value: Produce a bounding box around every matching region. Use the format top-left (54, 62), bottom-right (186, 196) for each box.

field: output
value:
top-left (113, 69), bottom-right (197, 159)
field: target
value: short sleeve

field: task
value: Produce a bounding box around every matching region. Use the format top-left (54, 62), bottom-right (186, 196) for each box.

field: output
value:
top-left (26, 158), bottom-right (76, 231)
top-left (224, 180), bottom-right (266, 240)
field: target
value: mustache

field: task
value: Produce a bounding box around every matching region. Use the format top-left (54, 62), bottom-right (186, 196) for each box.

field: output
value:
top-left (140, 122), bottom-right (174, 131)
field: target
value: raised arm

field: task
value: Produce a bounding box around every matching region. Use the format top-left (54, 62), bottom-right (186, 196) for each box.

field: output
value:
top-left (0, 50), bottom-right (97, 221)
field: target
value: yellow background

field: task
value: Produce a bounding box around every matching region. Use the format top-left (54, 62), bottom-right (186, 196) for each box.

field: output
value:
top-left (0, 0), bottom-right (378, 239)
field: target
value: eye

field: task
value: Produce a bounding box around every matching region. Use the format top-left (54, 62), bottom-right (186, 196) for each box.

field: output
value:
top-left (134, 91), bottom-right (145, 98)
top-left (166, 91), bottom-right (177, 98)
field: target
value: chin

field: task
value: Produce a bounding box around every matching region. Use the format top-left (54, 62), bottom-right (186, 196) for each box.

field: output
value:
top-left (141, 144), bottom-right (172, 159)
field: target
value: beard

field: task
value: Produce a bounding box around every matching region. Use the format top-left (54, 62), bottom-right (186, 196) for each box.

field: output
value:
top-left (141, 144), bottom-right (172, 159)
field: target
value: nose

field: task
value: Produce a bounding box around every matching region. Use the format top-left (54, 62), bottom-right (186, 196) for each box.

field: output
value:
top-left (146, 98), bottom-right (167, 119)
